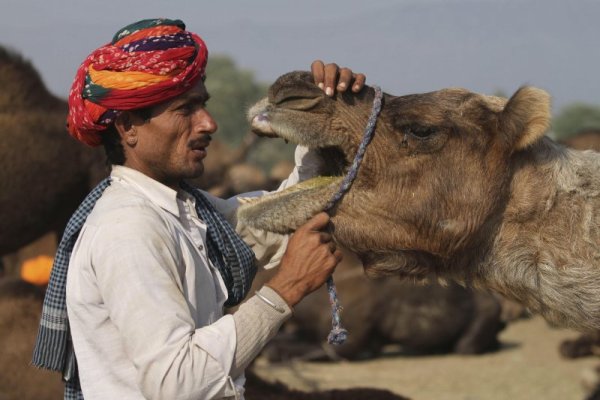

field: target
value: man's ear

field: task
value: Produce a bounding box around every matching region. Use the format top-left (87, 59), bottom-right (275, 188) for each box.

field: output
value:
top-left (115, 112), bottom-right (138, 146)
top-left (500, 86), bottom-right (551, 151)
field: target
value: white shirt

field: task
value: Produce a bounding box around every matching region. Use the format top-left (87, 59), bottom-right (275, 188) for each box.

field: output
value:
top-left (66, 163), bottom-right (297, 400)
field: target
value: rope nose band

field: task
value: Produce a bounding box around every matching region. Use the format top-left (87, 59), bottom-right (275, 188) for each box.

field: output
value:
top-left (323, 85), bottom-right (383, 345)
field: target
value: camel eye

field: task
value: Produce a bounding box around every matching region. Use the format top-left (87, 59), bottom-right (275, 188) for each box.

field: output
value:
top-left (405, 124), bottom-right (436, 139)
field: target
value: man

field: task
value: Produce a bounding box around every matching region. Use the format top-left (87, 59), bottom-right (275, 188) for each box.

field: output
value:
top-left (33, 18), bottom-right (365, 399)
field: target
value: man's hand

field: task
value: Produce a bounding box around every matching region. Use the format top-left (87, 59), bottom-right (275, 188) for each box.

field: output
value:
top-left (266, 212), bottom-right (343, 307)
top-left (311, 60), bottom-right (366, 97)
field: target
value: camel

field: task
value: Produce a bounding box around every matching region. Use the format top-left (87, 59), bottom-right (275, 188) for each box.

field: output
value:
top-left (241, 71), bottom-right (600, 333)
top-left (0, 279), bottom-right (63, 400)
top-left (260, 257), bottom-right (504, 360)
top-left (560, 129), bottom-right (600, 152)
top-left (0, 46), bottom-right (107, 258)
top-left (248, 249), bottom-right (504, 361)
top-left (548, 129), bottom-right (600, 399)
top-left (555, 129), bottom-right (600, 358)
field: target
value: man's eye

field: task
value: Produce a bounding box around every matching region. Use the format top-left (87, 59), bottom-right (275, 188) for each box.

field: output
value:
top-left (179, 101), bottom-right (208, 114)
top-left (179, 104), bottom-right (196, 114)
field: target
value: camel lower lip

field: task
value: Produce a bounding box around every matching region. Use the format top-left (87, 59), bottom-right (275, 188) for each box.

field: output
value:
top-left (236, 175), bottom-right (343, 234)
top-left (251, 114), bottom-right (277, 137)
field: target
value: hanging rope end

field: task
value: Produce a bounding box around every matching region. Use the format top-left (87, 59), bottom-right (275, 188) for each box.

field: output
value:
top-left (327, 327), bottom-right (348, 345)
top-left (321, 86), bottom-right (382, 349)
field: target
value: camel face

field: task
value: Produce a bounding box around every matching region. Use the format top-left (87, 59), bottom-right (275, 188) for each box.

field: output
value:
top-left (242, 71), bottom-right (551, 280)
top-left (244, 72), bottom-right (600, 332)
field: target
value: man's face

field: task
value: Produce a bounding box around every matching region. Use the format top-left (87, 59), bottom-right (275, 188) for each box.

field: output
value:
top-left (125, 81), bottom-right (217, 188)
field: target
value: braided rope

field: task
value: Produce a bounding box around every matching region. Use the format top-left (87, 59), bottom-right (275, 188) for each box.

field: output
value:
top-left (323, 86), bottom-right (383, 345)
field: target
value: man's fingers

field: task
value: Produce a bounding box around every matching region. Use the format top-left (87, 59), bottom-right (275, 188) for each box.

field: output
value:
top-left (323, 63), bottom-right (339, 97)
top-left (320, 232), bottom-right (332, 243)
top-left (333, 249), bottom-right (343, 263)
top-left (352, 73), bottom-right (366, 92)
top-left (336, 68), bottom-right (353, 92)
top-left (311, 60), bottom-right (325, 89)
top-left (312, 61), bottom-right (366, 95)
top-left (329, 242), bottom-right (337, 253)
top-left (302, 212), bottom-right (330, 231)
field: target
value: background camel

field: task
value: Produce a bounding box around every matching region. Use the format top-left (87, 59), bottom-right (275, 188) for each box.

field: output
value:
top-left (241, 71), bottom-right (600, 333)
top-left (0, 279), bottom-right (63, 400)
top-left (0, 46), bottom-right (107, 261)
top-left (250, 250), bottom-right (505, 361)
top-left (559, 129), bottom-right (600, 153)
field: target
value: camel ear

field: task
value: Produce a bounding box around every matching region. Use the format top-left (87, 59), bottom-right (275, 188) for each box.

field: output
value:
top-left (501, 86), bottom-right (551, 150)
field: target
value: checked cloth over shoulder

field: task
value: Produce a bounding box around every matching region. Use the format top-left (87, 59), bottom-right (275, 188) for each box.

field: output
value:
top-left (32, 178), bottom-right (257, 399)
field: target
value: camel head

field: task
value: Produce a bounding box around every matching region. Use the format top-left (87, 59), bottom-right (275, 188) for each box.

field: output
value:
top-left (240, 71), bottom-right (551, 280)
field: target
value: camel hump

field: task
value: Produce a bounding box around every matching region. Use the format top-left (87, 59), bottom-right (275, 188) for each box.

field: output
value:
top-left (0, 45), bottom-right (65, 111)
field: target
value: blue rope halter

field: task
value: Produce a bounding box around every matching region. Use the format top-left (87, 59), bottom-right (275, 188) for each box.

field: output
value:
top-left (323, 85), bottom-right (383, 345)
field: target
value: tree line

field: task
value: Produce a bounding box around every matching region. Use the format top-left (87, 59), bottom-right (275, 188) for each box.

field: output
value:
top-left (207, 55), bottom-right (600, 173)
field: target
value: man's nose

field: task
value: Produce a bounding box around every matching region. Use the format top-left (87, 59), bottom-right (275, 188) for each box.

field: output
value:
top-left (194, 108), bottom-right (218, 134)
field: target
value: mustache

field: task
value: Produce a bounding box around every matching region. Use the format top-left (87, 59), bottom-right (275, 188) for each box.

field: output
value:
top-left (187, 136), bottom-right (212, 149)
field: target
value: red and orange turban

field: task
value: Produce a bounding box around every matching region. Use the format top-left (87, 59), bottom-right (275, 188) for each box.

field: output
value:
top-left (67, 18), bottom-right (208, 146)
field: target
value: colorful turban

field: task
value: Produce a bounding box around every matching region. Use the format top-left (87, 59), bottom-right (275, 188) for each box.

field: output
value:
top-left (67, 18), bottom-right (208, 146)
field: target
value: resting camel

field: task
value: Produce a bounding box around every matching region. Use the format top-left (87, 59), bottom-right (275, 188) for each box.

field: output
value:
top-left (252, 250), bottom-right (504, 361)
top-left (0, 46), bottom-right (106, 257)
top-left (241, 71), bottom-right (600, 333)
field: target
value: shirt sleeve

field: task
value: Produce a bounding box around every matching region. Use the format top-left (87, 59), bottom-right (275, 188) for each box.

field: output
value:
top-left (230, 286), bottom-right (292, 378)
top-left (88, 206), bottom-right (238, 400)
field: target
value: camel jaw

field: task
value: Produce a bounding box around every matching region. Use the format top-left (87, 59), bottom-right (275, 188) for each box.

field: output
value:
top-left (242, 98), bottom-right (351, 233)
top-left (237, 176), bottom-right (342, 234)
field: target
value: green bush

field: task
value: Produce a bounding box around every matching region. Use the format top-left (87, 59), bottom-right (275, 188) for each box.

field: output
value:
top-left (205, 55), bottom-right (294, 172)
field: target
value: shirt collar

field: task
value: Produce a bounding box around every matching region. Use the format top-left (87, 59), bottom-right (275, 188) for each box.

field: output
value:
top-left (110, 165), bottom-right (183, 217)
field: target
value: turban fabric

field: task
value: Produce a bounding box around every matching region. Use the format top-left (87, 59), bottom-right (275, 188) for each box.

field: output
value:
top-left (67, 18), bottom-right (208, 146)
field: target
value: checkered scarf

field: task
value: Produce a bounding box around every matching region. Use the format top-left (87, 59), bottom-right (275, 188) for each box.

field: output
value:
top-left (32, 178), bottom-right (256, 399)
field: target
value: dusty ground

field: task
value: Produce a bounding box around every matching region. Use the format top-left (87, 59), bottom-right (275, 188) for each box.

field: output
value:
top-left (5, 236), bottom-right (599, 400)
top-left (252, 316), bottom-right (599, 400)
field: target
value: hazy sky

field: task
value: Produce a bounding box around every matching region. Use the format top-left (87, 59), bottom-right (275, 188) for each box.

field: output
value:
top-left (1, 0), bottom-right (598, 112)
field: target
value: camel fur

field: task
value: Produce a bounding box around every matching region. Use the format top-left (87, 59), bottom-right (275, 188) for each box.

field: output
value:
top-left (241, 71), bottom-right (600, 332)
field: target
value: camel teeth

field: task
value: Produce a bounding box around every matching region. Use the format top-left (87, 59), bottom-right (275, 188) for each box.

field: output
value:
top-left (238, 196), bottom-right (256, 205)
